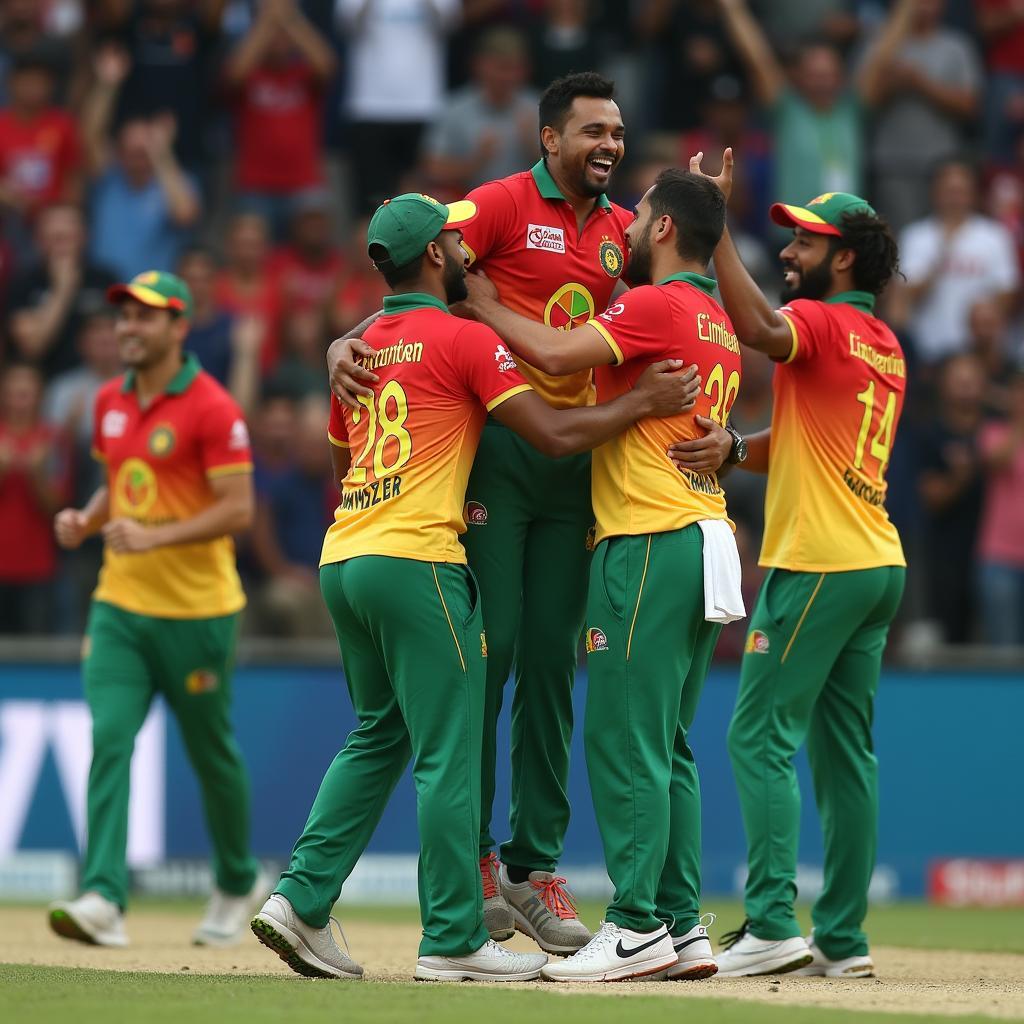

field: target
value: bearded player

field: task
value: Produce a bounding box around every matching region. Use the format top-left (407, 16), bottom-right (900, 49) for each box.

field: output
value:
top-left (674, 151), bottom-right (906, 979)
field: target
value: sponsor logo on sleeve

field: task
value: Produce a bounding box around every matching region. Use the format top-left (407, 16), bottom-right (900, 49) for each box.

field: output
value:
top-left (585, 627), bottom-right (609, 653)
top-left (494, 344), bottom-right (518, 372)
top-left (745, 629), bottom-right (770, 654)
top-left (228, 419), bottom-right (250, 451)
top-left (599, 302), bottom-right (625, 322)
top-left (526, 224), bottom-right (566, 253)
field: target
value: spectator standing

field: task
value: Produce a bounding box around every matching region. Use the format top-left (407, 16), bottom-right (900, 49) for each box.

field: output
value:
top-left (0, 53), bottom-right (82, 226)
top-left (977, 0), bottom-right (1024, 162)
top-left (83, 45), bottom-right (202, 281)
top-left (225, 0), bottom-right (337, 240)
top-left (422, 27), bottom-right (537, 194)
top-left (0, 0), bottom-right (76, 107)
top-left (917, 353), bottom-right (987, 643)
top-left (977, 367), bottom-right (1024, 645)
top-left (0, 362), bottom-right (67, 633)
top-left (527, 0), bottom-right (604, 92)
top-left (336, 0), bottom-right (461, 213)
top-left (895, 159), bottom-right (1020, 366)
top-left (859, 0), bottom-right (982, 230)
top-left (214, 212), bottom-right (282, 375)
top-left (6, 204), bottom-right (116, 379)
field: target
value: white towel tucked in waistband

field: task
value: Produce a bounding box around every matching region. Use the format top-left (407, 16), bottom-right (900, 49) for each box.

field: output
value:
top-left (697, 519), bottom-right (745, 624)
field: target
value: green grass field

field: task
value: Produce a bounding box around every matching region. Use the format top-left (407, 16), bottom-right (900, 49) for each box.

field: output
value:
top-left (7, 901), bottom-right (1024, 1024)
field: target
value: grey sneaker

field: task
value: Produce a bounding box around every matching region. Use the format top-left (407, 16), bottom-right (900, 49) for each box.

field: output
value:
top-left (479, 853), bottom-right (514, 941)
top-left (251, 893), bottom-right (363, 980)
top-left (499, 865), bottom-right (591, 955)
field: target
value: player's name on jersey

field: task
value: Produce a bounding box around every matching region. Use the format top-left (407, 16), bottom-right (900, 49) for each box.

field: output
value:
top-left (339, 475), bottom-right (402, 512)
top-left (683, 470), bottom-right (724, 497)
top-left (843, 467), bottom-right (886, 507)
top-left (696, 312), bottom-right (740, 355)
top-left (363, 340), bottom-right (425, 371)
top-left (848, 334), bottom-right (906, 378)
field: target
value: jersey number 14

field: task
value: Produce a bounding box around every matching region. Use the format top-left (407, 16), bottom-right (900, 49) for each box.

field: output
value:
top-left (854, 380), bottom-right (896, 481)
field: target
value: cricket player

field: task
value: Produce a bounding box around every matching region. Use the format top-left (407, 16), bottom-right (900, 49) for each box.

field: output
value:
top-left (460, 169), bottom-right (744, 982)
top-left (677, 151), bottom-right (906, 978)
top-left (250, 193), bottom-right (699, 982)
top-left (49, 272), bottom-right (265, 948)
top-left (326, 72), bottom-right (637, 954)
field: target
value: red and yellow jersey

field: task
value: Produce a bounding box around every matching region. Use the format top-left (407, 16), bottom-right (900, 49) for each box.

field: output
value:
top-left (92, 353), bottom-right (252, 618)
top-left (587, 272), bottom-right (742, 543)
top-left (462, 159), bottom-right (632, 410)
top-left (764, 292), bottom-right (906, 571)
top-left (322, 292), bottom-right (531, 565)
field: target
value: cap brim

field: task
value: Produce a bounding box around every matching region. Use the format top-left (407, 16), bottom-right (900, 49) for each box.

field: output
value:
top-left (770, 202), bottom-right (841, 237)
top-left (107, 283), bottom-right (186, 312)
top-left (444, 199), bottom-right (479, 230)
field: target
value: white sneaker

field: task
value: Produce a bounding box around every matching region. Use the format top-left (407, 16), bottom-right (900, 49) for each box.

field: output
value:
top-left (665, 913), bottom-right (718, 980)
top-left (251, 893), bottom-right (363, 979)
top-left (499, 864), bottom-right (591, 955)
top-left (415, 939), bottom-right (547, 981)
top-left (715, 920), bottom-right (813, 977)
top-left (792, 931), bottom-right (874, 977)
top-left (194, 868), bottom-right (271, 946)
top-left (540, 921), bottom-right (677, 983)
top-left (48, 892), bottom-right (128, 947)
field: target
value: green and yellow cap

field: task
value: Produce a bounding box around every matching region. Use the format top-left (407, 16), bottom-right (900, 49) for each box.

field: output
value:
top-left (770, 192), bottom-right (876, 237)
top-left (107, 270), bottom-right (193, 319)
top-left (367, 193), bottom-right (478, 272)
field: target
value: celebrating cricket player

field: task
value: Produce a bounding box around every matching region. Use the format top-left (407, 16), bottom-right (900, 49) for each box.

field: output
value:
top-left (251, 193), bottom-right (699, 981)
top-left (677, 150), bottom-right (906, 979)
top-left (49, 272), bottom-right (265, 948)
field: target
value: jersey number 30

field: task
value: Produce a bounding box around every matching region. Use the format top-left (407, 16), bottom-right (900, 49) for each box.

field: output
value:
top-left (704, 363), bottom-right (740, 425)
top-left (349, 380), bottom-right (413, 485)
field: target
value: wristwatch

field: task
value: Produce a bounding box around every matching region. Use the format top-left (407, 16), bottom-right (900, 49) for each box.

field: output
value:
top-left (725, 423), bottom-right (748, 465)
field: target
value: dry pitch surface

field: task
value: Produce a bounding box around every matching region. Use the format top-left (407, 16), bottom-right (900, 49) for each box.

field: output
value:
top-left (3, 905), bottom-right (1024, 1020)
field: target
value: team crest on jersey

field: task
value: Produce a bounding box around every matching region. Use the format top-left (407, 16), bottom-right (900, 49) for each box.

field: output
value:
top-left (186, 668), bottom-right (220, 694)
top-left (745, 630), bottom-right (770, 654)
top-left (599, 238), bottom-right (624, 278)
top-left (494, 344), bottom-right (518, 372)
top-left (464, 501), bottom-right (488, 525)
top-left (585, 627), bottom-right (609, 653)
top-left (148, 424), bottom-right (175, 457)
top-left (114, 457), bottom-right (158, 517)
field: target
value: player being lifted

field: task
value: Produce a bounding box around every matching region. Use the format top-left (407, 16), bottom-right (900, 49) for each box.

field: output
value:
top-left (251, 193), bottom-right (700, 981)
top-left (675, 151), bottom-right (906, 979)
top-left (459, 169), bottom-right (745, 982)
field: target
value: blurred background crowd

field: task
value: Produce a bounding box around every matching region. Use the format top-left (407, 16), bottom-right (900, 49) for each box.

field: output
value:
top-left (0, 0), bottom-right (1022, 653)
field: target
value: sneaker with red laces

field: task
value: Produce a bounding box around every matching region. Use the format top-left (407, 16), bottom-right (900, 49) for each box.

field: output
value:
top-left (480, 853), bottom-right (514, 941)
top-left (499, 864), bottom-right (592, 955)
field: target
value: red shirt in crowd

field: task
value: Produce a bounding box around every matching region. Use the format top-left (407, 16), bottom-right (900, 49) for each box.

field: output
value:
top-left (269, 245), bottom-right (345, 314)
top-left (233, 62), bottom-right (325, 193)
top-left (978, 422), bottom-right (1024, 568)
top-left (213, 271), bottom-right (283, 374)
top-left (980, 0), bottom-right (1024, 73)
top-left (0, 422), bottom-right (67, 582)
top-left (0, 109), bottom-right (80, 214)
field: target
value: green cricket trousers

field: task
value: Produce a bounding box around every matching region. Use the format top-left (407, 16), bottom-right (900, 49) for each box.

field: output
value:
top-left (728, 566), bottom-right (905, 960)
top-left (584, 526), bottom-right (720, 936)
top-left (82, 601), bottom-right (257, 909)
top-left (462, 420), bottom-right (593, 872)
top-left (276, 557), bottom-right (489, 957)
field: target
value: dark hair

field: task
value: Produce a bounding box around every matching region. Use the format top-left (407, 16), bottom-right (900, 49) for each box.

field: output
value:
top-left (831, 210), bottom-right (901, 296)
top-left (930, 154), bottom-right (979, 189)
top-left (178, 244), bottom-right (218, 269)
top-left (647, 169), bottom-right (726, 266)
top-left (368, 241), bottom-right (430, 288)
top-left (538, 72), bottom-right (615, 145)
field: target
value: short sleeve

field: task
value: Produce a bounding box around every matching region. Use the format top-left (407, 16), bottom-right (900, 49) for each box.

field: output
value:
top-left (91, 389), bottom-right (108, 464)
top-left (328, 393), bottom-right (350, 448)
top-left (200, 393), bottom-right (253, 477)
top-left (451, 322), bottom-right (531, 411)
top-left (587, 286), bottom-right (668, 365)
top-left (461, 180), bottom-right (518, 267)
top-left (775, 298), bottom-right (831, 364)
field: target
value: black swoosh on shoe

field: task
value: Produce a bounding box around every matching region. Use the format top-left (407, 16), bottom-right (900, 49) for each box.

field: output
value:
top-left (673, 934), bottom-right (707, 952)
top-left (615, 932), bottom-right (668, 958)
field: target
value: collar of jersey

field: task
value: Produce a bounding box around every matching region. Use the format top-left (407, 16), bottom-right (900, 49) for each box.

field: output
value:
top-left (382, 292), bottom-right (449, 316)
top-left (120, 351), bottom-right (201, 395)
top-left (531, 159), bottom-right (612, 210)
top-left (825, 290), bottom-right (875, 314)
top-left (657, 271), bottom-right (717, 295)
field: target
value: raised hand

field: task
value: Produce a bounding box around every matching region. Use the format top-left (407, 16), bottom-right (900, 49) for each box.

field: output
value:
top-left (689, 147), bottom-right (734, 202)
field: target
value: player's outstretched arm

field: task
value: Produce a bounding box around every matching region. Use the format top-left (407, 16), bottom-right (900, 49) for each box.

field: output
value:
top-left (491, 360), bottom-right (698, 458)
top-left (102, 473), bottom-right (254, 554)
top-left (690, 150), bottom-right (793, 360)
top-left (459, 273), bottom-right (616, 375)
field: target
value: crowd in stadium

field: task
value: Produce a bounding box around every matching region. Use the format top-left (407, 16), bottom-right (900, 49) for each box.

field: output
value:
top-left (0, 0), bottom-right (1022, 648)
